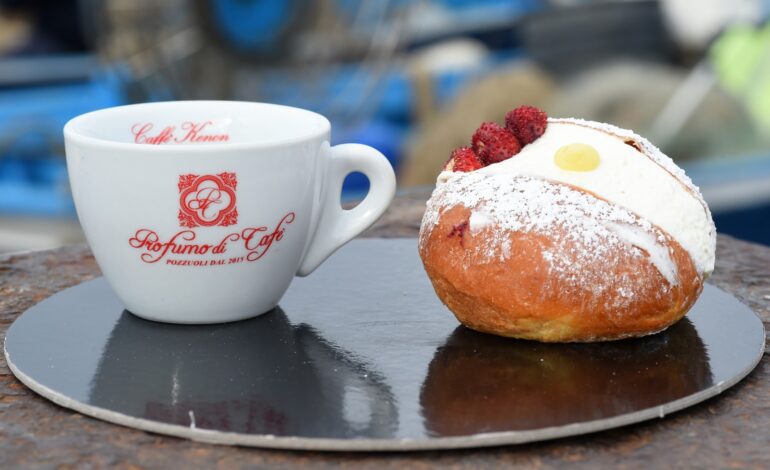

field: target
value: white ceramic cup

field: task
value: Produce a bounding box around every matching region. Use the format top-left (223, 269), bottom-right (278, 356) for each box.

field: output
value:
top-left (64, 101), bottom-right (396, 324)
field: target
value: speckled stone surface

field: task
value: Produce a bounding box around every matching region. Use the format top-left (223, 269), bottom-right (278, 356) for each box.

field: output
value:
top-left (1, 189), bottom-right (768, 468)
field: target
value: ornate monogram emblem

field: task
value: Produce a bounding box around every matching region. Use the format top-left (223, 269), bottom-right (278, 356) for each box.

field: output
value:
top-left (178, 173), bottom-right (238, 228)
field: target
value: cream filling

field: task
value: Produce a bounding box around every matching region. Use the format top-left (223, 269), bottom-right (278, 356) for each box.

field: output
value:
top-left (438, 121), bottom-right (715, 276)
top-left (605, 221), bottom-right (678, 285)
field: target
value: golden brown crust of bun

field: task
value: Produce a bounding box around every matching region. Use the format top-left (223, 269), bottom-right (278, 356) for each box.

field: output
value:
top-left (419, 181), bottom-right (703, 343)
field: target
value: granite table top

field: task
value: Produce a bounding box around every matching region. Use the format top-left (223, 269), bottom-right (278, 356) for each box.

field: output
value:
top-left (1, 189), bottom-right (768, 469)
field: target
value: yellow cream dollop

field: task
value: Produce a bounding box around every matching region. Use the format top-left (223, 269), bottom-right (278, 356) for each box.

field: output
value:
top-left (554, 143), bottom-right (600, 171)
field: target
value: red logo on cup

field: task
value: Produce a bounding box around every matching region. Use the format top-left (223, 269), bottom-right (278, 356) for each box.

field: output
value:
top-left (178, 172), bottom-right (238, 228)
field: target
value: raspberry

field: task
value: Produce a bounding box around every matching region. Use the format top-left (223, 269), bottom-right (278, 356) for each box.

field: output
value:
top-left (471, 122), bottom-right (521, 164)
top-left (445, 146), bottom-right (483, 172)
top-left (505, 105), bottom-right (548, 145)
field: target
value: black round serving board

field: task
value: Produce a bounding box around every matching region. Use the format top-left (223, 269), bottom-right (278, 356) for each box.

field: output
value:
top-left (4, 239), bottom-right (765, 451)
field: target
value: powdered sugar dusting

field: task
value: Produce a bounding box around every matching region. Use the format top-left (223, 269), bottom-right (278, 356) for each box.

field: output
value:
top-left (469, 210), bottom-right (492, 234)
top-left (605, 221), bottom-right (678, 285)
top-left (420, 173), bottom-right (681, 309)
top-left (553, 117), bottom-right (717, 272)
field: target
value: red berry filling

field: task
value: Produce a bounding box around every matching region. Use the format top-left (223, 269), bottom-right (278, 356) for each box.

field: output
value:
top-left (447, 220), bottom-right (469, 245)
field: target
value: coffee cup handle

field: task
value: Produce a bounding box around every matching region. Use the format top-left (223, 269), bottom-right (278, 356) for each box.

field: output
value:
top-left (296, 143), bottom-right (396, 277)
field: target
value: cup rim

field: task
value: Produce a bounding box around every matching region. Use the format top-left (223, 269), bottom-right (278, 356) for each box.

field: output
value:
top-left (64, 100), bottom-right (332, 153)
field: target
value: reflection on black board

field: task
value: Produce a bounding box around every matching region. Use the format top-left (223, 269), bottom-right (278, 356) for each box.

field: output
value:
top-left (420, 318), bottom-right (712, 436)
top-left (89, 308), bottom-right (398, 438)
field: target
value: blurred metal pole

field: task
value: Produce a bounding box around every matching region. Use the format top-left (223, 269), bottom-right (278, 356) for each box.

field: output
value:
top-left (649, 59), bottom-right (716, 149)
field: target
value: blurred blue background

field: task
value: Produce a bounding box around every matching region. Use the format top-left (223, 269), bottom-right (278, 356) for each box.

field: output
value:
top-left (1, 0), bottom-right (770, 251)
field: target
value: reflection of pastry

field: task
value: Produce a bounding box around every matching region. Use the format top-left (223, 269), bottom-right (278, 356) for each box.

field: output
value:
top-left (419, 106), bottom-right (716, 342)
top-left (420, 320), bottom-right (712, 435)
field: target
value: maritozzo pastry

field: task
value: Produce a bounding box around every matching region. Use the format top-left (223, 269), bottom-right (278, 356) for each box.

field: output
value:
top-left (418, 106), bottom-right (716, 342)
